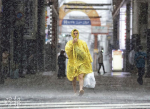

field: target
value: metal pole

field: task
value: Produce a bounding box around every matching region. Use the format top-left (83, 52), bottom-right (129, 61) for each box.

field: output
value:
top-left (126, 2), bottom-right (131, 72)
top-left (146, 0), bottom-right (150, 78)
top-left (132, 0), bottom-right (140, 48)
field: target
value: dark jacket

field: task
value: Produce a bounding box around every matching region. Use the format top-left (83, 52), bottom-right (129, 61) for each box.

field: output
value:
top-left (58, 55), bottom-right (66, 66)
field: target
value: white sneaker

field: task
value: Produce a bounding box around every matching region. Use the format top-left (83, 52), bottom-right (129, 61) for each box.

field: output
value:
top-left (79, 90), bottom-right (84, 96)
top-left (74, 93), bottom-right (77, 96)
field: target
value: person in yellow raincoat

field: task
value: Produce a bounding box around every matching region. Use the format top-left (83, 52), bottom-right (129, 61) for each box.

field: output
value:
top-left (65, 29), bottom-right (93, 96)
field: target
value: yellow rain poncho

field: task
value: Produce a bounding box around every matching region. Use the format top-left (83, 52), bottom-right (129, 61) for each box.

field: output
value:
top-left (65, 29), bottom-right (93, 81)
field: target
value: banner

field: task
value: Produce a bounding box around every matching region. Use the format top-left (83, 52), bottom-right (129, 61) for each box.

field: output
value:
top-left (62, 19), bottom-right (91, 25)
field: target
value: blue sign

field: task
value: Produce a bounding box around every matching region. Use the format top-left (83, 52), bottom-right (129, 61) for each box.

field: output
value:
top-left (62, 19), bottom-right (91, 25)
top-left (16, 12), bottom-right (23, 19)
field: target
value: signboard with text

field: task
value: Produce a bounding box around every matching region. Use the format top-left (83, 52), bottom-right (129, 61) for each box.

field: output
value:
top-left (91, 26), bottom-right (109, 34)
top-left (62, 19), bottom-right (91, 25)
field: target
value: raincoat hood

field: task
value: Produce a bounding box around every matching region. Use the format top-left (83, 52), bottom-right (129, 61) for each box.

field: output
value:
top-left (71, 29), bottom-right (79, 39)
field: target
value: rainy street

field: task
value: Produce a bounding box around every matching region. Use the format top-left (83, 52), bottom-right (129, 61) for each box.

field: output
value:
top-left (0, 0), bottom-right (150, 108)
top-left (0, 72), bottom-right (150, 108)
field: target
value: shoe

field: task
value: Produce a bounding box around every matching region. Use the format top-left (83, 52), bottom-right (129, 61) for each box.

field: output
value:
top-left (0, 81), bottom-right (4, 84)
top-left (137, 78), bottom-right (143, 85)
top-left (57, 77), bottom-right (61, 79)
top-left (97, 72), bottom-right (100, 75)
top-left (74, 93), bottom-right (77, 96)
top-left (140, 78), bottom-right (143, 85)
top-left (0, 77), bottom-right (4, 84)
top-left (104, 72), bottom-right (107, 74)
top-left (19, 75), bottom-right (25, 78)
top-left (79, 90), bottom-right (84, 96)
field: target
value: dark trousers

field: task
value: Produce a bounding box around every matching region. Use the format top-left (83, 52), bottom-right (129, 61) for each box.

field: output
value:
top-left (0, 64), bottom-right (8, 83)
top-left (137, 67), bottom-right (145, 79)
top-left (26, 65), bottom-right (35, 74)
top-left (2, 64), bottom-right (8, 78)
top-left (98, 63), bottom-right (105, 73)
top-left (58, 64), bottom-right (66, 77)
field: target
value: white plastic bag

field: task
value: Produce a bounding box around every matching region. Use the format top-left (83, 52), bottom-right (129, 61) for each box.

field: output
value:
top-left (83, 72), bottom-right (96, 88)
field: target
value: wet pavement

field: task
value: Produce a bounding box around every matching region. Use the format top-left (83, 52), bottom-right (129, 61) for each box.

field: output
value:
top-left (0, 72), bottom-right (150, 108)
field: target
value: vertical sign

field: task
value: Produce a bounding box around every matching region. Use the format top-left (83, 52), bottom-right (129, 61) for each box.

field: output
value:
top-left (119, 8), bottom-right (126, 50)
top-left (45, 7), bottom-right (48, 43)
top-left (0, 0), bottom-right (2, 14)
top-left (130, 8), bottom-right (132, 39)
top-left (45, 6), bottom-right (52, 44)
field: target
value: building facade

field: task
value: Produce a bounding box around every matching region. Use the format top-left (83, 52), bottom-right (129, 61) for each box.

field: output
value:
top-left (0, 0), bottom-right (59, 82)
top-left (112, 0), bottom-right (150, 77)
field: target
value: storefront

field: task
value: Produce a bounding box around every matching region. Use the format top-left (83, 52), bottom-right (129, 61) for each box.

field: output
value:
top-left (113, 0), bottom-right (132, 72)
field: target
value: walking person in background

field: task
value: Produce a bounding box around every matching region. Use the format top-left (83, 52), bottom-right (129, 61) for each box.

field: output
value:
top-left (2, 49), bottom-right (9, 79)
top-left (57, 50), bottom-right (68, 79)
top-left (134, 45), bottom-right (146, 85)
top-left (128, 46), bottom-right (136, 74)
top-left (98, 50), bottom-right (106, 75)
top-left (65, 29), bottom-right (93, 96)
